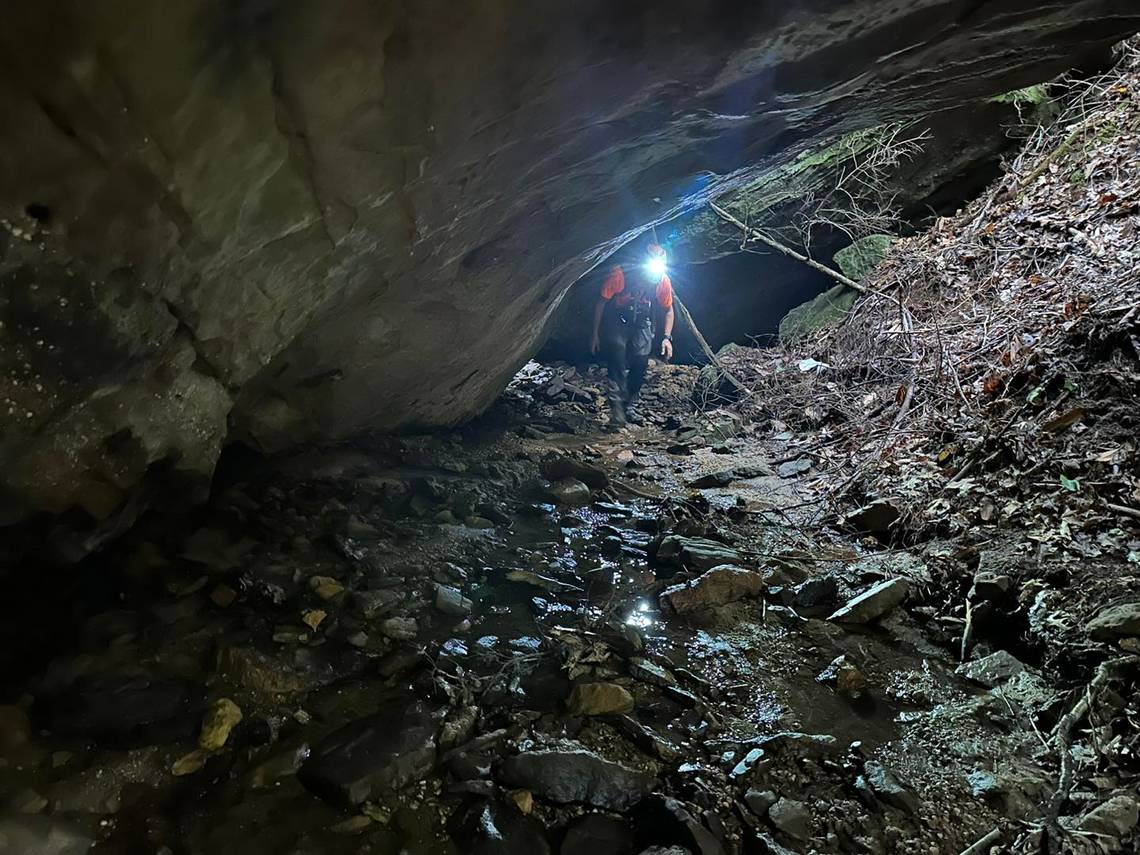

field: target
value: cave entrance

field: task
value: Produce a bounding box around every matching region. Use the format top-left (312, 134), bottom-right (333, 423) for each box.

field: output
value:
top-left (538, 241), bottom-right (836, 366)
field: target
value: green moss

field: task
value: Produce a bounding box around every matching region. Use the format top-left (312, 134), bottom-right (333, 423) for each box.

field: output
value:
top-left (779, 284), bottom-right (858, 344)
top-left (723, 126), bottom-right (888, 224)
top-left (834, 234), bottom-right (895, 282)
top-left (989, 84), bottom-right (1050, 106)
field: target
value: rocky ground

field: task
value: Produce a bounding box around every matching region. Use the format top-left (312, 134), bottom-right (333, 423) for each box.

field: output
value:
top-left (0, 343), bottom-right (1135, 855)
top-left (2, 35), bottom-right (1139, 855)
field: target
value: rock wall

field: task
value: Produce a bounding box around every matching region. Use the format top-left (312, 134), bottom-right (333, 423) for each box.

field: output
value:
top-left (2, 0), bottom-right (1138, 546)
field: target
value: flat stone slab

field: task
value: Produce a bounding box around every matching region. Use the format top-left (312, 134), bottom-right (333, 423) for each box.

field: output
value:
top-left (1086, 602), bottom-right (1140, 641)
top-left (661, 565), bottom-right (767, 614)
top-left (299, 702), bottom-right (440, 806)
top-left (498, 745), bottom-right (653, 810)
top-left (828, 578), bottom-right (909, 624)
top-left (956, 650), bottom-right (1027, 687)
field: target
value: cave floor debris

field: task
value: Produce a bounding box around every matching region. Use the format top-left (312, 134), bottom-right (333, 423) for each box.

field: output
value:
top-left (3, 42), bottom-right (1140, 855)
top-left (2, 357), bottom-right (1132, 855)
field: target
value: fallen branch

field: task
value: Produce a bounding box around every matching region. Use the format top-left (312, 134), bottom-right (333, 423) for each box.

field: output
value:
top-left (710, 202), bottom-right (868, 293)
top-left (673, 293), bottom-right (753, 396)
top-left (1046, 656), bottom-right (1140, 852)
top-left (1104, 502), bottom-right (1140, 522)
top-left (959, 827), bottom-right (1002, 855)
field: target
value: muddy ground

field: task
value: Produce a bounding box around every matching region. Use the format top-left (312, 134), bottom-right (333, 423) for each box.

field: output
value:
top-left (1, 356), bottom-right (1135, 855)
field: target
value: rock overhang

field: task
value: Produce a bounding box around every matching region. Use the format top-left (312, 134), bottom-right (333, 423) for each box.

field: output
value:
top-left (1, 0), bottom-right (1138, 552)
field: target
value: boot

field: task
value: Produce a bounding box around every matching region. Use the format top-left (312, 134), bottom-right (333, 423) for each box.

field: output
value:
top-left (607, 381), bottom-right (627, 428)
top-left (625, 392), bottom-right (644, 425)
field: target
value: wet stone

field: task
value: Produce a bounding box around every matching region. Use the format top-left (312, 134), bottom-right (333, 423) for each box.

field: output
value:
top-left (635, 795), bottom-right (725, 855)
top-left (0, 705), bottom-right (32, 759)
top-left (793, 575), bottom-right (839, 612)
top-left (10, 787), bottom-right (48, 814)
top-left (453, 801), bottom-right (552, 855)
top-left (299, 701), bottom-right (440, 806)
top-left (549, 479), bottom-right (592, 506)
top-left (566, 682), bottom-right (635, 716)
top-left (662, 565), bottom-right (767, 614)
top-left (498, 744), bottom-right (653, 810)
top-left (0, 815), bottom-right (93, 855)
top-left (956, 650), bottom-right (1027, 687)
top-left (541, 456), bottom-right (610, 490)
top-left (629, 658), bottom-right (676, 687)
top-left (656, 536), bottom-right (743, 572)
top-left (828, 578), bottom-right (909, 624)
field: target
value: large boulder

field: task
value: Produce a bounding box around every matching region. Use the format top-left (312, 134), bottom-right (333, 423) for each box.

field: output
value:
top-left (2, 1), bottom-right (1137, 553)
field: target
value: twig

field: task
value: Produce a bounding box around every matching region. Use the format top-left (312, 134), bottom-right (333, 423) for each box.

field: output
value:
top-left (959, 827), bottom-right (1002, 855)
top-left (710, 202), bottom-right (870, 293)
top-left (1104, 502), bottom-right (1140, 522)
top-left (673, 294), bottom-right (753, 396)
top-left (1046, 656), bottom-right (1140, 852)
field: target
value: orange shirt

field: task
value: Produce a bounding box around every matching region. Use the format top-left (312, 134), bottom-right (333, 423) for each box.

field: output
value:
top-left (599, 265), bottom-right (674, 310)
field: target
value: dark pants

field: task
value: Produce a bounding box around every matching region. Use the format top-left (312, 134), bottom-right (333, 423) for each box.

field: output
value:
top-left (601, 310), bottom-right (653, 409)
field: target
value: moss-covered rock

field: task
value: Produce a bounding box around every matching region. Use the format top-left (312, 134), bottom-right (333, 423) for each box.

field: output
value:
top-left (779, 285), bottom-right (859, 344)
top-left (834, 234), bottom-right (897, 282)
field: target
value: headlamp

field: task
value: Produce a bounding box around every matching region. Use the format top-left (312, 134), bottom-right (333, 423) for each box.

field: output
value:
top-left (644, 255), bottom-right (668, 278)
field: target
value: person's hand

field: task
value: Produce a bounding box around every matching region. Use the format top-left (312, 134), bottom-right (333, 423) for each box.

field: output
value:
top-left (661, 338), bottom-right (673, 360)
top-left (590, 334), bottom-right (601, 354)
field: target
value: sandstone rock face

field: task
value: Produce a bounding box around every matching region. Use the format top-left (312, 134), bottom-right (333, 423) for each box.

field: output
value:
top-left (2, 1), bottom-right (1137, 549)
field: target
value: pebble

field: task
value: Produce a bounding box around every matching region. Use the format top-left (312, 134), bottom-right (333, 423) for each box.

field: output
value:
top-left (198, 698), bottom-right (243, 751)
top-left (171, 749), bottom-right (209, 776)
top-left (308, 576), bottom-right (345, 600)
top-left (435, 584), bottom-right (473, 616)
top-left (379, 617), bottom-right (419, 641)
top-left (302, 609), bottom-right (327, 631)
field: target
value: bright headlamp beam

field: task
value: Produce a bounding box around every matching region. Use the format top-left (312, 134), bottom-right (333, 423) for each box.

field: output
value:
top-left (645, 256), bottom-right (668, 278)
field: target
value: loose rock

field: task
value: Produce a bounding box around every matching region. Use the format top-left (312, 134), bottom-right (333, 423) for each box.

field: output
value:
top-left (435, 584), bottom-right (473, 616)
top-left (308, 575), bottom-right (345, 600)
top-left (198, 698), bottom-right (243, 751)
top-left (299, 702), bottom-right (440, 806)
top-left (661, 565), bottom-right (767, 614)
top-left (768, 797), bottom-right (811, 840)
top-left (566, 682), bottom-right (635, 716)
top-left (498, 745), bottom-right (653, 810)
top-left (549, 479), bottom-right (592, 506)
top-left (1086, 603), bottom-right (1140, 641)
top-left (956, 650), bottom-right (1027, 687)
top-left (828, 578), bottom-right (909, 624)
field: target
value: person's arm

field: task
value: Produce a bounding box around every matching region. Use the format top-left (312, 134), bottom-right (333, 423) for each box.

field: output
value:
top-left (591, 298), bottom-right (606, 353)
top-left (658, 275), bottom-right (676, 360)
top-left (593, 267), bottom-right (623, 353)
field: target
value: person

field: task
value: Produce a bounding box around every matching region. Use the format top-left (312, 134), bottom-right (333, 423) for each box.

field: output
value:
top-left (590, 243), bottom-right (675, 427)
